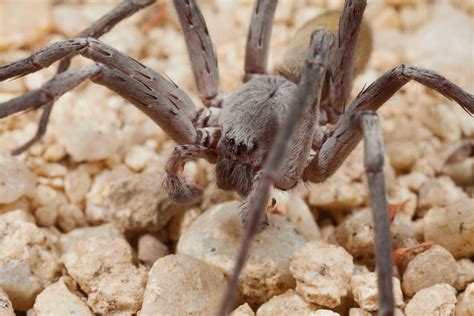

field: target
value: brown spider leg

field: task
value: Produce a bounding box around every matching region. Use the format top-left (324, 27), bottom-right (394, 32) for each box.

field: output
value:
top-left (12, 0), bottom-right (157, 152)
top-left (163, 144), bottom-right (218, 204)
top-left (0, 38), bottom-right (199, 148)
top-left (0, 65), bottom-right (101, 119)
top-left (56, 0), bottom-right (157, 73)
top-left (329, 0), bottom-right (367, 114)
top-left (244, 0), bottom-right (278, 82)
top-left (359, 111), bottom-right (394, 316)
top-left (173, 0), bottom-right (220, 106)
top-left (11, 102), bottom-right (53, 156)
top-left (193, 106), bottom-right (222, 128)
top-left (304, 64), bottom-right (474, 183)
top-left (217, 29), bottom-right (334, 316)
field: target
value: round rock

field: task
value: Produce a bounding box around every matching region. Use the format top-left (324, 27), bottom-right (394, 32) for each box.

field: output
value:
top-left (402, 244), bottom-right (457, 296)
top-left (290, 241), bottom-right (354, 308)
top-left (140, 254), bottom-right (227, 315)
top-left (177, 201), bottom-right (305, 305)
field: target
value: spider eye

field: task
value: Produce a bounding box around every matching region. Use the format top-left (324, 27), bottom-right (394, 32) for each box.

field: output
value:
top-left (229, 138), bottom-right (235, 146)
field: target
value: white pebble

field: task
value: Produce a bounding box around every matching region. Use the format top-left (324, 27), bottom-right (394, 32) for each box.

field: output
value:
top-left (230, 303), bottom-right (255, 316)
top-left (177, 201), bottom-right (305, 305)
top-left (140, 254), bottom-right (227, 315)
top-left (455, 259), bottom-right (474, 291)
top-left (404, 284), bottom-right (456, 316)
top-left (402, 245), bottom-right (457, 297)
top-left (64, 166), bottom-right (91, 204)
top-left (423, 198), bottom-right (474, 258)
top-left (0, 211), bottom-right (60, 311)
top-left (0, 287), bottom-right (14, 316)
top-left (33, 277), bottom-right (93, 316)
top-left (62, 236), bottom-right (147, 315)
top-left (456, 283), bottom-right (474, 316)
top-left (0, 154), bottom-right (36, 204)
top-left (256, 289), bottom-right (317, 316)
top-left (137, 234), bottom-right (169, 268)
top-left (351, 272), bottom-right (404, 311)
top-left (290, 241), bottom-right (354, 308)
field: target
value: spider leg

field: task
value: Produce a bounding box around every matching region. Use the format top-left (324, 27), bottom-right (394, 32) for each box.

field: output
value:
top-left (304, 64), bottom-right (474, 183)
top-left (217, 29), bottom-right (334, 316)
top-left (0, 65), bottom-right (100, 119)
top-left (10, 0), bottom-right (157, 154)
top-left (163, 143), bottom-right (219, 204)
top-left (329, 0), bottom-right (367, 114)
top-left (56, 0), bottom-right (157, 73)
top-left (193, 106), bottom-right (222, 128)
top-left (173, 0), bottom-right (220, 106)
top-left (0, 38), bottom-right (199, 151)
top-left (244, 0), bottom-right (278, 82)
top-left (359, 111), bottom-right (394, 315)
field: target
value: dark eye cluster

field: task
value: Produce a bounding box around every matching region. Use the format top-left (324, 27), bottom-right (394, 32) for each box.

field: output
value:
top-left (224, 134), bottom-right (256, 156)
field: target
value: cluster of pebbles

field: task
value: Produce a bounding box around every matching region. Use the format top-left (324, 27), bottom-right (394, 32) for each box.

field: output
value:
top-left (0, 0), bottom-right (473, 315)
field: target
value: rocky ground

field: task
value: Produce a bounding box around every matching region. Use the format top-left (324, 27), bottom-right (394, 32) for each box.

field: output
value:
top-left (0, 0), bottom-right (473, 315)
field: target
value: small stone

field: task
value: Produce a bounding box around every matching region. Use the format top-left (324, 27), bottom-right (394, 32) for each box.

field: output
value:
top-left (0, 211), bottom-right (60, 311)
top-left (0, 287), bottom-right (14, 316)
top-left (34, 206), bottom-right (58, 227)
top-left (348, 308), bottom-right (371, 316)
top-left (256, 289), bottom-right (318, 316)
top-left (311, 310), bottom-right (340, 316)
top-left (442, 158), bottom-right (474, 187)
top-left (64, 166), bottom-right (92, 204)
top-left (140, 254), bottom-right (227, 315)
top-left (33, 277), bottom-right (93, 316)
top-left (417, 177), bottom-right (468, 214)
top-left (0, 154), bottom-right (36, 204)
top-left (386, 141), bottom-right (420, 172)
top-left (55, 122), bottom-right (120, 162)
top-left (402, 245), bottom-right (457, 297)
top-left (36, 163), bottom-right (68, 178)
top-left (423, 198), bottom-right (474, 258)
top-left (62, 236), bottom-right (147, 315)
top-left (43, 143), bottom-right (66, 162)
top-left (177, 201), bottom-right (305, 305)
top-left (85, 165), bottom-right (134, 223)
top-left (335, 208), bottom-right (374, 261)
top-left (58, 223), bottom-right (123, 253)
top-left (290, 241), bottom-right (354, 308)
top-left (57, 204), bottom-right (87, 233)
top-left (32, 184), bottom-right (67, 210)
top-left (404, 284), bottom-right (456, 316)
top-left (104, 172), bottom-right (185, 232)
top-left (137, 234), bottom-right (169, 268)
top-left (287, 195), bottom-right (321, 241)
top-left (454, 259), bottom-right (474, 291)
top-left (350, 272), bottom-right (404, 311)
top-left (456, 283), bottom-right (474, 316)
top-left (230, 303), bottom-right (255, 316)
top-left (307, 174), bottom-right (366, 210)
top-left (124, 145), bottom-right (154, 172)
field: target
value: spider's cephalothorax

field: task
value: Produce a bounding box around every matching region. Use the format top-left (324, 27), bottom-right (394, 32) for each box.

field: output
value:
top-left (216, 76), bottom-right (296, 196)
top-left (0, 0), bottom-right (472, 315)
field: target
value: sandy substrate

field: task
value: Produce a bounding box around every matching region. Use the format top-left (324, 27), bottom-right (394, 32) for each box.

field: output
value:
top-left (0, 0), bottom-right (473, 315)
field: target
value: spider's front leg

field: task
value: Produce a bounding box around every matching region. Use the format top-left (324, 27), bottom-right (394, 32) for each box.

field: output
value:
top-left (359, 111), bottom-right (394, 315)
top-left (163, 127), bottom-right (221, 204)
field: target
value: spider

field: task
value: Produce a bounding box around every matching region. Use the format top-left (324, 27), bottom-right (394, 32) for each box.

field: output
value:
top-left (0, 0), bottom-right (473, 315)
